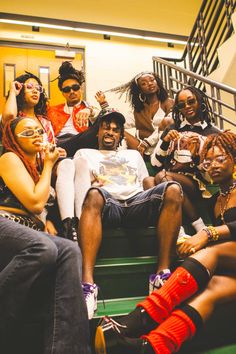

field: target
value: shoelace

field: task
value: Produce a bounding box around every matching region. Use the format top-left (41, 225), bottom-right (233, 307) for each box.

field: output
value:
top-left (159, 272), bottom-right (171, 282)
top-left (100, 316), bottom-right (127, 334)
top-left (82, 283), bottom-right (96, 299)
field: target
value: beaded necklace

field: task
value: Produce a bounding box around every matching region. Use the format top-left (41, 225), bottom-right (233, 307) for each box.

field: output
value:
top-left (219, 182), bottom-right (236, 223)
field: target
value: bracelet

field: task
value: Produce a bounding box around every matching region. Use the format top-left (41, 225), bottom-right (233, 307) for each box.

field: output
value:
top-left (203, 226), bottom-right (219, 242)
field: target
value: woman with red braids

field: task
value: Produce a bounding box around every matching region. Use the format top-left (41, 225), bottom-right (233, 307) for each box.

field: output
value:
top-left (95, 130), bottom-right (236, 354)
top-left (0, 117), bottom-right (59, 231)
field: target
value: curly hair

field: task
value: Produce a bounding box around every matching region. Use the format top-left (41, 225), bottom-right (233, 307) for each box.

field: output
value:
top-left (172, 86), bottom-right (214, 129)
top-left (57, 61), bottom-right (85, 90)
top-left (2, 117), bottom-right (41, 183)
top-left (107, 72), bottom-right (168, 112)
top-left (200, 130), bottom-right (236, 164)
top-left (14, 71), bottom-right (47, 116)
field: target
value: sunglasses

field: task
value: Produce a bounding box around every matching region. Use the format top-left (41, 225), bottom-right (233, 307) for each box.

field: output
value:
top-left (176, 98), bottom-right (197, 110)
top-left (17, 128), bottom-right (45, 138)
top-left (61, 84), bottom-right (81, 93)
top-left (24, 83), bottom-right (43, 93)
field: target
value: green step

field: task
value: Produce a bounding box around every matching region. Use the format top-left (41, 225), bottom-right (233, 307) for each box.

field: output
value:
top-left (94, 296), bottom-right (144, 318)
top-left (99, 227), bottom-right (157, 258)
top-left (200, 344), bottom-right (236, 354)
top-left (94, 256), bottom-right (156, 299)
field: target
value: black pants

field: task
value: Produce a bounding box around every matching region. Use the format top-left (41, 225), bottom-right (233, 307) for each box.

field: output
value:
top-left (57, 118), bottom-right (100, 157)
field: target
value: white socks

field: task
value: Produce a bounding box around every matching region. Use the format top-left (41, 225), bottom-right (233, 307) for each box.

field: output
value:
top-left (74, 157), bottom-right (91, 219)
top-left (55, 159), bottom-right (75, 220)
top-left (191, 217), bottom-right (205, 232)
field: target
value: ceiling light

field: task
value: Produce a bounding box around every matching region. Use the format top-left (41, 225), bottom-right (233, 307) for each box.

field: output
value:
top-left (0, 17), bottom-right (187, 45)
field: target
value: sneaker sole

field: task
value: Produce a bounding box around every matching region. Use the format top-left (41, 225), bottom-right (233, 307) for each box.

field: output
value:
top-left (95, 326), bottom-right (107, 354)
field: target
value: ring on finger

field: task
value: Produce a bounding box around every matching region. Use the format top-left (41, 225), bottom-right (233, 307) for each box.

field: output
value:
top-left (190, 247), bottom-right (196, 254)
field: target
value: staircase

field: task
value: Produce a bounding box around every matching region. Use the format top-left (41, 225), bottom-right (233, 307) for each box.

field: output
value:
top-left (90, 223), bottom-right (236, 354)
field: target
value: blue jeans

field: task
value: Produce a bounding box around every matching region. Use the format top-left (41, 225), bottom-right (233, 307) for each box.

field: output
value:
top-left (92, 181), bottom-right (177, 228)
top-left (0, 217), bottom-right (91, 354)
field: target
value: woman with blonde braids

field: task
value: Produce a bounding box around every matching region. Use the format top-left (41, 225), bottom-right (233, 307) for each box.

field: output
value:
top-left (95, 130), bottom-right (236, 354)
top-left (0, 117), bottom-right (59, 231)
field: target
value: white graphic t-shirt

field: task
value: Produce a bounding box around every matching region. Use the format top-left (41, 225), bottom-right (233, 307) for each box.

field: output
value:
top-left (75, 149), bottom-right (149, 200)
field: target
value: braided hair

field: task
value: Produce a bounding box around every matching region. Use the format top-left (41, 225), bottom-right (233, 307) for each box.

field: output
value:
top-left (172, 86), bottom-right (214, 129)
top-left (2, 117), bottom-right (41, 183)
top-left (14, 72), bottom-right (47, 116)
top-left (57, 61), bottom-right (85, 90)
top-left (200, 130), bottom-right (236, 164)
top-left (107, 72), bottom-right (168, 112)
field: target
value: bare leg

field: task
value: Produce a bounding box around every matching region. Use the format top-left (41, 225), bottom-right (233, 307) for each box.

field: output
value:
top-left (156, 183), bottom-right (183, 272)
top-left (79, 189), bottom-right (105, 284)
top-left (143, 176), bottom-right (155, 190)
top-left (155, 170), bottom-right (201, 222)
top-left (188, 274), bottom-right (236, 322)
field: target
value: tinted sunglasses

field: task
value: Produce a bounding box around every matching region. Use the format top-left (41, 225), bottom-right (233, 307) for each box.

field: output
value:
top-left (17, 128), bottom-right (45, 138)
top-left (176, 98), bottom-right (197, 110)
top-left (24, 83), bottom-right (43, 93)
top-left (61, 84), bottom-right (81, 93)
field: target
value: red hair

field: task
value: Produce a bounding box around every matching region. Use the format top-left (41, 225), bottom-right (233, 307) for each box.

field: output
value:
top-left (2, 118), bottom-right (41, 183)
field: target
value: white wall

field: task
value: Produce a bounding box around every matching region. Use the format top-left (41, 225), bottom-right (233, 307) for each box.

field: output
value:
top-left (0, 24), bottom-right (184, 116)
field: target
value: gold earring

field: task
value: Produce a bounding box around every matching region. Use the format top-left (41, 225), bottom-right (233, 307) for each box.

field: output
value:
top-left (233, 165), bottom-right (236, 179)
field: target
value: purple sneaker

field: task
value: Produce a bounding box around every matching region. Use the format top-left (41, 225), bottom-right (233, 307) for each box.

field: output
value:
top-left (149, 269), bottom-right (171, 294)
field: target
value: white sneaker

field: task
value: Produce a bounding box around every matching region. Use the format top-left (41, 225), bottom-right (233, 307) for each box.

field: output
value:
top-left (149, 269), bottom-right (171, 294)
top-left (82, 282), bottom-right (98, 320)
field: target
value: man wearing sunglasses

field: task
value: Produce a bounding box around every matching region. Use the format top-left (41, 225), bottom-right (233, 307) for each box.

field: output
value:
top-left (47, 61), bottom-right (100, 157)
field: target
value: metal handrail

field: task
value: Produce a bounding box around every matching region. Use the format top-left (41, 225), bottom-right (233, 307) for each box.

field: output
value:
top-left (153, 56), bottom-right (236, 130)
top-left (161, 0), bottom-right (236, 77)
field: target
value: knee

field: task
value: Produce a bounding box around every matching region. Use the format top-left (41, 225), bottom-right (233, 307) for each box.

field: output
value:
top-left (74, 156), bottom-right (88, 170)
top-left (31, 235), bottom-right (58, 270)
top-left (164, 183), bottom-right (183, 205)
top-left (83, 189), bottom-right (105, 210)
top-left (57, 158), bottom-right (75, 175)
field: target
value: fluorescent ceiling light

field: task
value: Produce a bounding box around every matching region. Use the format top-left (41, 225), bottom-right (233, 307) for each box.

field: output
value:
top-left (0, 18), bottom-right (187, 45)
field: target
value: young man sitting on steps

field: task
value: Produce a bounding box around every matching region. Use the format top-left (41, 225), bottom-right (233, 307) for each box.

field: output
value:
top-left (75, 108), bottom-right (184, 319)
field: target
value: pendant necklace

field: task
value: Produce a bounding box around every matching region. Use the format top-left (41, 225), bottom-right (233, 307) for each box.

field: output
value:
top-left (219, 182), bottom-right (236, 223)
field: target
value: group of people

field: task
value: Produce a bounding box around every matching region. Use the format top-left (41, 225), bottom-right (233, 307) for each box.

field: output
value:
top-left (0, 60), bottom-right (235, 354)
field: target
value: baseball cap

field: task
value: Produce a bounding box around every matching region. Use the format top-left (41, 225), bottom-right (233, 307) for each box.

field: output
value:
top-left (99, 108), bottom-right (125, 125)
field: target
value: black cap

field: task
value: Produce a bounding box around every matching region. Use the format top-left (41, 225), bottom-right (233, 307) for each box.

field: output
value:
top-left (99, 108), bottom-right (125, 126)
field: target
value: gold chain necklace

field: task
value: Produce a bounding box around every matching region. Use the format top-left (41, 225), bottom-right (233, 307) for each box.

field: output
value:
top-left (219, 183), bottom-right (236, 223)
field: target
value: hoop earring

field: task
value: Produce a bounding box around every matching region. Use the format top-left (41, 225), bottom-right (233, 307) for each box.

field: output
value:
top-left (201, 103), bottom-right (207, 112)
top-left (139, 93), bottom-right (146, 103)
top-left (233, 165), bottom-right (236, 179)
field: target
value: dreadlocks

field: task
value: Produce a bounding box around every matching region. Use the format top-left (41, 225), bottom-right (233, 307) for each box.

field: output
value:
top-left (14, 71), bottom-right (47, 116)
top-left (172, 86), bottom-right (214, 129)
top-left (2, 118), bottom-right (41, 183)
top-left (106, 72), bottom-right (168, 112)
top-left (57, 61), bottom-right (85, 90)
top-left (200, 130), bottom-right (236, 164)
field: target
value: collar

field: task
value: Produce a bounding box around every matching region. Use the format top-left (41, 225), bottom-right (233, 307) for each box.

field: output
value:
top-left (64, 101), bottom-right (83, 114)
top-left (180, 119), bottom-right (208, 130)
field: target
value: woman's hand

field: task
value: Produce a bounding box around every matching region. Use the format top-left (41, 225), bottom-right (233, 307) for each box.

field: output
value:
top-left (137, 141), bottom-right (147, 156)
top-left (10, 81), bottom-right (23, 96)
top-left (45, 219), bottom-right (58, 236)
top-left (44, 144), bottom-right (60, 166)
top-left (163, 130), bottom-right (180, 143)
top-left (57, 147), bottom-right (67, 158)
top-left (177, 229), bottom-right (209, 258)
